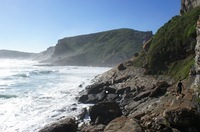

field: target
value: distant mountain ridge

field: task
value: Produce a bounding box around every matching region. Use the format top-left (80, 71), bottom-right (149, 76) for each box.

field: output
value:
top-left (42, 28), bottom-right (153, 66)
top-left (0, 50), bottom-right (35, 59)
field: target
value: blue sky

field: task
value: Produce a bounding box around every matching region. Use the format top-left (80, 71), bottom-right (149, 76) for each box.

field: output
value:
top-left (0, 0), bottom-right (180, 53)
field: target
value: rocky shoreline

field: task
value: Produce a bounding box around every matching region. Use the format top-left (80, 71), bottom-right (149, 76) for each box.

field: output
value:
top-left (39, 59), bottom-right (200, 132)
top-left (38, 5), bottom-right (200, 131)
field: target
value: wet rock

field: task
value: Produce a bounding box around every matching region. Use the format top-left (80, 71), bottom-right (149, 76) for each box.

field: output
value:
top-left (89, 101), bottom-right (122, 125)
top-left (77, 108), bottom-right (88, 121)
top-left (104, 116), bottom-right (143, 132)
top-left (78, 94), bottom-right (88, 103)
top-left (39, 118), bottom-right (77, 132)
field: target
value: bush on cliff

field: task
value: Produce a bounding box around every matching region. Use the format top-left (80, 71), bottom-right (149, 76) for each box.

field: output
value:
top-left (135, 6), bottom-right (200, 80)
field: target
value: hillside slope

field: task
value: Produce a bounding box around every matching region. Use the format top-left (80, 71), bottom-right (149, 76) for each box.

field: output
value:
top-left (43, 28), bottom-right (152, 66)
top-left (134, 6), bottom-right (200, 81)
top-left (32, 46), bottom-right (55, 62)
top-left (0, 50), bottom-right (35, 59)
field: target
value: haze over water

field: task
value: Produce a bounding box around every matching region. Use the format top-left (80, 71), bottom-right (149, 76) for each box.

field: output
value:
top-left (0, 59), bottom-right (109, 132)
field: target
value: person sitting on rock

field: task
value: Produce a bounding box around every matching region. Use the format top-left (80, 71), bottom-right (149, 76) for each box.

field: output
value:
top-left (177, 80), bottom-right (184, 95)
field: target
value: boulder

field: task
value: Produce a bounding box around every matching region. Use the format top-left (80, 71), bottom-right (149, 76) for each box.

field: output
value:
top-left (78, 94), bottom-right (88, 103)
top-left (89, 101), bottom-right (122, 125)
top-left (164, 108), bottom-right (200, 127)
top-left (39, 118), bottom-right (77, 132)
top-left (117, 63), bottom-right (126, 70)
top-left (86, 82), bottom-right (105, 94)
top-left (104, 116), bottom-right (143, 132)
top-left (79, 91), bottom-right (107, 104)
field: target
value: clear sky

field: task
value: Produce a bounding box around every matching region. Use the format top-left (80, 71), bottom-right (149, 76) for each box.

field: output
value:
top-left (0, 0), bottom-right (181, 53)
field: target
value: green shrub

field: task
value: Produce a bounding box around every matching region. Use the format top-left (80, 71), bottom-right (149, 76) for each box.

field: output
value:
top-left (142, 6), bottom-right (200, 79)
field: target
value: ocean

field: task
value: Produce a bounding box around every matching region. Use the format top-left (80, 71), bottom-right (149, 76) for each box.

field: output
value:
top-left (0, 59), bottom-right (110, 132)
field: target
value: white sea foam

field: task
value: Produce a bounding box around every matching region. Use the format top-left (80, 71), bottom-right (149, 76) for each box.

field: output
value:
top-left (0, 59), bottom-right (110, 132)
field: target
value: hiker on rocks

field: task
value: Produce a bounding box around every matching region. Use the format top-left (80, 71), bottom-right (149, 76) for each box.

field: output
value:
top-left (177, 80), bottom-right (184, 95)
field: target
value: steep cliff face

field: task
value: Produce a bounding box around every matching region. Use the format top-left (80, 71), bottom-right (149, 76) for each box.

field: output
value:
top-left (180, 0), bottom-right (200, 15)
top-left (46, 28), bottom-right (153, 66)
top-left (192, 16), bottom-right (200, 93)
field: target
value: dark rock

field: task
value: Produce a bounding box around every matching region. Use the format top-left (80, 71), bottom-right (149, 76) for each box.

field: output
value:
top-left (104, 87), bottom-right (116, 94)
top-left (39, 118), bottom-right (77, 132)
top-left (148, 81), bottom-right (170, 97)
top-left (116, 87), bottom-right (131, 94)
top-left (164, 108), bottom-right (200, 127)
top-left (77, 108), bottom-right (88, 121)
top-left (89, 101), bottom-right (122, 125)
top-left (86, 82), bottom-right (105, 94)
top-left (79, 90), bottom-right (106, 104)
top-left (104, 116), bottom-right (143, 132)
top-left (156, 81), bottom-right (170, 88)
top-left (117, 63), bottom-right (127, 70)
top-left (94, 116), bottom-right (104, 125)
top-left (78, 94), bottom-right (88, 103)
top-left (86, 92), bottom-right (106, 104)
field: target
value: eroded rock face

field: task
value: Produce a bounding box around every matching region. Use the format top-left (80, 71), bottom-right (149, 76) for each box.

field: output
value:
top-left (180, 0), bottom-right (200, 15)
top-left (193, 16), bottom-right (200, 93)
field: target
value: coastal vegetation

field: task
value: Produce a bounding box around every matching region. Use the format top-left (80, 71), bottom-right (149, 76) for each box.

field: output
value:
top-left (47, 28), bottom-right (152, 66)
top-left (134, 6), bottom-right (200, 81)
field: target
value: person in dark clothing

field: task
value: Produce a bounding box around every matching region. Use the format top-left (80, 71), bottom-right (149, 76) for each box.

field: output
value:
top-left (177, 80), bottom-right (184, 94)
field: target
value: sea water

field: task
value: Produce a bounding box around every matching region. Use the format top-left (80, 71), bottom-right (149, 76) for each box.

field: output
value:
top-left (0, 59), bottom-right (110, 132)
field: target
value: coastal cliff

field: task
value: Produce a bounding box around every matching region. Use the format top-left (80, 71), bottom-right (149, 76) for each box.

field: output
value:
top-left (0, 50), bottom-right (35, 59)
top-left (42, 29), bottom-right (152, 67)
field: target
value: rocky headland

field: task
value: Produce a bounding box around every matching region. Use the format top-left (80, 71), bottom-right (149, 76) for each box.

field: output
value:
top-left (39, 28), bottom-right (152, 67)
